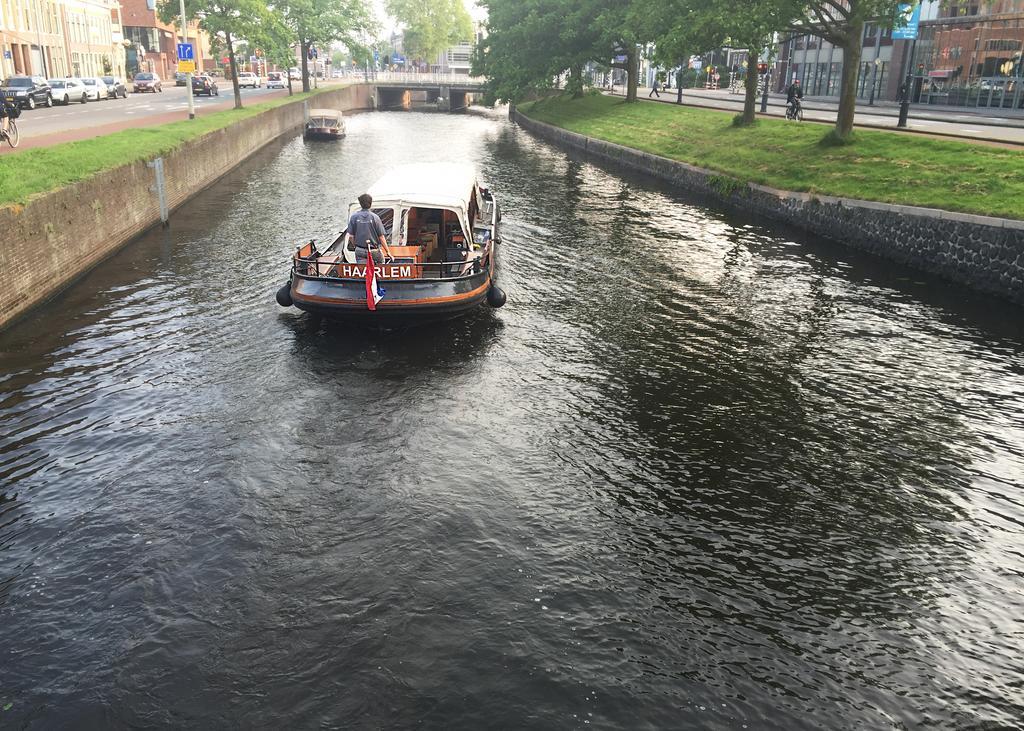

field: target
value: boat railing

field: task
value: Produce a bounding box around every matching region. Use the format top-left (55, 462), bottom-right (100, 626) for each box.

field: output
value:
top-left (292, 253), bottom-right (489, 281)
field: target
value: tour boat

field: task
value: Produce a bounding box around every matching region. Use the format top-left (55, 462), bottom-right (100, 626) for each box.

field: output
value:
top-left (276, 163), bottom-right (505, 324)
top-left (304, 108), bottom-right (345, 140)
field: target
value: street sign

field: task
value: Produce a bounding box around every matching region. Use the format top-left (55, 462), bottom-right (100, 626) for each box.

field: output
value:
top-left (177, 42), bottom-right (194, 61)
top-left (177, 60), bottom-right (195, 73)
top-left (893, 3), bottom-right (921, 40)
top-left (3, 50), bottom-right (11, 60)
top-left (689, 56), bottom-right (702, 70)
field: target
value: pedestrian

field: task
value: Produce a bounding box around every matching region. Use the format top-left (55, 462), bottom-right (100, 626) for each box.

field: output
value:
top-left (648, 78), bottom-right (661, 98)
top-left (344, 193), bottom-right (393, 265)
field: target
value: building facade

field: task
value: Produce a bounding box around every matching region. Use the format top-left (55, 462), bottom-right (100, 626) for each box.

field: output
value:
top-left (775, 1), bottom-right (1024, 111)
top-left (907, 0), bottom-right (1024, 108)
top-left (2, 0), bottom-right (127, 79)
top-left (113, 0), bottom-right (206, 79)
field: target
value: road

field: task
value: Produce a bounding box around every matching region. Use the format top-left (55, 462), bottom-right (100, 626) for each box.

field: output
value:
top-left (613, 88), bottom-right (1024, 146)
top-left (7, 82), bottom-right (326, 149)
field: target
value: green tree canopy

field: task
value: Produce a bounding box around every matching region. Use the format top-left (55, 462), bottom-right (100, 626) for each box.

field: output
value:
top-left (278, 0), bottom-right (375, 92)
top-left (387, 0), bottom-right (472, 64)
top-left (159, 0), bottom-right (279, 109)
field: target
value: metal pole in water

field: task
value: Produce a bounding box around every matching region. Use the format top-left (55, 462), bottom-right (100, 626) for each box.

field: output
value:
top-left (148, 157), bottom-right (169, 225)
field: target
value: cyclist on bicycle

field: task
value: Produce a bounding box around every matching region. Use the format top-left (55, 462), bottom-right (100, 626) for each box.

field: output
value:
top-left (786, 79), bottom-right (803, 118)
top-left (0, 96), bottom-right (14, 137)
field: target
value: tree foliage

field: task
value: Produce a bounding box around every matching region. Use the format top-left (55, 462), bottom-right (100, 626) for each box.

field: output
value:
top-left (159, 0), bottom-right (276, 109)
top-left (474, 0), bottom-right (648, 104)
top-left (386, 0), bottom-right (472, 64)
top-left (278, 0), bottom-right (375, 92)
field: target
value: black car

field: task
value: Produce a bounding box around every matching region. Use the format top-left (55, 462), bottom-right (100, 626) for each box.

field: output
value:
top-left (191, 75), bottom-right (219, 96)
top-left (1, 76), bottom-right (52, 109)
top-left (101, 76), bottom-right (128, 98)
top-left (175, 71), bottom-right (188, 86)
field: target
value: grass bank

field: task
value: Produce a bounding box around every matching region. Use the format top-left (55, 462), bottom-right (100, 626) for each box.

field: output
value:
top-left (519, 94), bottom-right (1024, 220)
top-left (0, 88), bottom-right (336, 207)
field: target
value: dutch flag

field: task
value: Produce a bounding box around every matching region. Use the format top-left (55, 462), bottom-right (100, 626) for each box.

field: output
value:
top-left (365, 257), bottom-right (385, 311)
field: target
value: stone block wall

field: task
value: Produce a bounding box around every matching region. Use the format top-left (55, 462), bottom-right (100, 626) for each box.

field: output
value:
top-left (512, 108), bottom-right (1024, 306)
top-left (0, 84), bottom-right (372, 330)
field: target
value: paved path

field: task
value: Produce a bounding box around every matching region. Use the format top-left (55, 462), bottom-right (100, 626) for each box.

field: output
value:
top-left (2, 81), bottom-right (344, 152)
top-left (612, 88), bottom-right (1024, 146)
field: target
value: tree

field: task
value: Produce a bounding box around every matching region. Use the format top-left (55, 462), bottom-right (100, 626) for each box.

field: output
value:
top-left (278, 0), bottom-right (375, 92)
top-left (787, 0), bottom-right (900, 140)
top-left (387, 0), bottom-right (472, 67)
top-left (159, 0), bottom-right (275, 109)
top-left (475, 0), bottom-right (648, 104)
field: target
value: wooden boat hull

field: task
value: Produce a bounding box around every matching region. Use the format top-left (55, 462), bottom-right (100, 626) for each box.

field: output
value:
top-left (290, 264), bottom-right (494, 325)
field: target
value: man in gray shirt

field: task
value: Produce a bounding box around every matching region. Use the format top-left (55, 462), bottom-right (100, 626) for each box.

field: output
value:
top-left (345, 193), bottom-right (393, 264)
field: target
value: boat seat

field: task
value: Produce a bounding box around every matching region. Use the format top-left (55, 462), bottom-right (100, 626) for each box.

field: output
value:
top-left (444, 247), bottom-right (467, 277)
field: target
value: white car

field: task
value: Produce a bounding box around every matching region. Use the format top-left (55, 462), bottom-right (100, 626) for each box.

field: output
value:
top-left (47, 77), bottom-right (88, 105)
top-left (238, 72), bottom-right (260, 88)
top-left (266, 71), bottom-right (286, 89)
top-left (81, 77), bottom-right (108, 101)
top-left (288, 67), bottom-right (301, 81)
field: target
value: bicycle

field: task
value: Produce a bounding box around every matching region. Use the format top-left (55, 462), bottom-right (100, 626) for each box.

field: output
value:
top-left (785, 99), bottom-right (803, 122)
top-left (1, 118), bottom-right (19, 148)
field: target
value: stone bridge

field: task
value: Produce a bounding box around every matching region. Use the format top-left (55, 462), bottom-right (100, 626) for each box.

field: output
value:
top-left (370, 73), bottom-right (487, 111)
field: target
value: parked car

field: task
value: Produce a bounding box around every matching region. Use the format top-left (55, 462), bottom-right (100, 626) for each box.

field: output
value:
top-left (238, 72), bottom-right (260, 88)
top-left (1, 76), bottom-right (52, 109)
top-left (47, 77), bottom-right (88, 105)
top-left (175, 71), bottom-right (188, 86)
top-left (191, 74), bottom-right (219, 96)
top-left (206, 69), bottom-right (223, 77)
top-left (266, 71), bottom-right (286, 89)
top-left (101, 76), bottom-right (128, 98)
top-left (81, 77), bottom-right (108, 101)
top-left (133, 72), bottom-right (162, 93)
top-left (288, 67), bottom-right (301, 81)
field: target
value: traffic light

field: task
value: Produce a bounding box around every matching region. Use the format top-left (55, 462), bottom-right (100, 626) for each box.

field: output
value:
top-left (757, 63), bottom-right (769, 74)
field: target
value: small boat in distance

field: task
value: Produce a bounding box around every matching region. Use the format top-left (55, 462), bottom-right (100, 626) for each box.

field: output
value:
top-left (304, 108), bottom-right (345, 140)
top-left (276, 163), bottom-right (506, 324)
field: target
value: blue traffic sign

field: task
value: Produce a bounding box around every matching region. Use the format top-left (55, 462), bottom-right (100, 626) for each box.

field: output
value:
top-left (176, 42), bottom-right (194, 61)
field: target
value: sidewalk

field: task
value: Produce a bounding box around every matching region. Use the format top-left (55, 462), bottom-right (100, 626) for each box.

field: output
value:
top-left (684, 87), bottom-right (1024, 128)
top-left (607, 88), bottom-right (1024, 146)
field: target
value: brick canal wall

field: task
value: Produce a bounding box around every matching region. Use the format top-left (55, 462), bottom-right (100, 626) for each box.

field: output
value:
top-left (0, 84), bottom-right (372, 330)
top-left (511, 108), bottom-right (1024, 306)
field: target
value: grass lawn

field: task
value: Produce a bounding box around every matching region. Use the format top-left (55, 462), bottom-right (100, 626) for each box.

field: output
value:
top-left (520, 93), bottom-right (1024, 220)
top-left (0, 88), bottom-right (338, 207)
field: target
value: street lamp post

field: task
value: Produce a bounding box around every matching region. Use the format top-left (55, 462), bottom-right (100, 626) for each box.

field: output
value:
top-left (897, 38), bottom-right (917, 128)
top-left (179, 0), bottom-right (195, 120)
top-left (868, 57), bottom-right (881, 106)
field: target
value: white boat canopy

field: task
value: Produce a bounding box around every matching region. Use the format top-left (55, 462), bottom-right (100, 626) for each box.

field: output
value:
top-left (308, 108), bottom-right (343, 120)
top-left (367, 163), bottom-right (478, 211)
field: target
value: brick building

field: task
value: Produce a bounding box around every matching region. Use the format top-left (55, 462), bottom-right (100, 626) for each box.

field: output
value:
top-left (118, 0), bottom-right (207, 80)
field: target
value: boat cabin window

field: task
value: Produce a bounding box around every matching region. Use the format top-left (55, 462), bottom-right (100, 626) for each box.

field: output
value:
top-left (373, 207), bottom-right (395, 242)
top-left (402, 206), bottom-right (468, 260)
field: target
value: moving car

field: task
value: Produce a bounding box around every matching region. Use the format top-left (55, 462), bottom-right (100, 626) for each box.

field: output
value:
top-left (47, 77), bottom-right (88, 105)
top-left (175, 71), bottom-right (188, 86)
top-left (238, 72), bottom-right (260, 88)
top-left (266, 71), bottom-right (286, 89)
top-left (288, 67), bottom-right (301, 81)
top-left (101, 76), bottom-right (128, 98)
top-left (191, 74), bottom-right (219, 96)
top-left (1, 76), bottom-right (52, 109)
top-left (133, 72), bottom-right (162, 93)
top-left (81, 77), bottom-right (108, 101)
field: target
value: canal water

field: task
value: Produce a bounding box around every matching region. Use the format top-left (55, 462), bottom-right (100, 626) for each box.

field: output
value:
top-left (2, 110), bottom-right (1023, 729)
